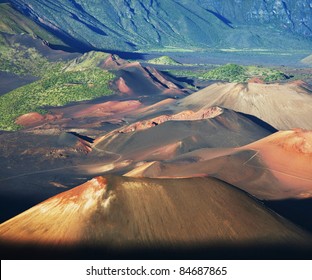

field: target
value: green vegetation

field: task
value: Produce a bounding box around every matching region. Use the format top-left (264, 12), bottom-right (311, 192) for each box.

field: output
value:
top-left (0, 68), bottom-right (115, 130)
top-left (0, 50), bottom-right (116, 131)
top-left (147, 55), bottom-right (181, 65)
top-left (64, 51), bottom-right (110, 71)
top-left (0, 42), bottom-right (63, 76)
top-left (202, 64), bottom-right (287, 83)
top-left (0, 3), bottom-right (68, 47)
top-left (165, 69), bottom-right (211, 79)
top-left (202, 64), bottom-right (246, 82)
top-left (245, 65), bottom-right (287, 82)
top-left (6, 0), bottom-right (312, 52)
top-left (166, 64), bottom-right (287, 83)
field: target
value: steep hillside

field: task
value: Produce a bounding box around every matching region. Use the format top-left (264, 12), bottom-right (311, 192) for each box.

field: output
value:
top-left (179, 82), bottom-right (312, 130)
top-left (301, 54), bottom-right (312, 66)
top-left (0, 2), bottom-right (68, 48)
top-left (0, 51), bottom-right (115, 130)
top-left (1, 176), bottom-right (310, 258)
top-left (148, 56), bottom-right (181, 65)
top-left (92, 107), bottom-right (274, 163)
top-left (127, 129), bottom-right (312, 200)
top-left (8, 0), bottom-right (312, 51)
top-left (195, 0), bottom-right (312, 38)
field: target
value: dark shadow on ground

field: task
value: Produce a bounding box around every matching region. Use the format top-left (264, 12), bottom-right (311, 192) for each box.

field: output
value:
top-left (265, 198), bottom-right (312, 234)
top-left (238, 112), bottom-right (278, 133)
top-left (1, 242), bottom-right (312, 260)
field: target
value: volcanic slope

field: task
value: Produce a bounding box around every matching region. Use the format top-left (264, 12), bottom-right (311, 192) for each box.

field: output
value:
top-left (88, 106), bottom-right (274, 175)
top-left (11, 54), bottom-right (186, 130)
top-left (0, 175), bottom-right (311, 259)
top-left (301, 54), bottom-right (312, 66)
top-left (126, 129), bottom-right (312, 200)
top-left (179, 82), bottom-right (312, 130)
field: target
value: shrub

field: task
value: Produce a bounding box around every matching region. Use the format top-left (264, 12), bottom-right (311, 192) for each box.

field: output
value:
top-left (0, 68), bottom-right (115, 130)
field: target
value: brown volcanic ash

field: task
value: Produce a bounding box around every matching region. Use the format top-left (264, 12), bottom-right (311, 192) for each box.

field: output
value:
top-left (0, 176), bottom-right (310, 250)
top-left (18, 100), bottom-right (143, 129)
top-left (101, 54), bottom-right (129, 69)
top-left (0, 177), bottom-right (107, 245)
top-left (127, 129), bottom-right (312, 200)
top-left (179, 82), bottom-right (312, 130)
top-left (91, 107), bottom-right (273, 170)
top-left (113, 62), bottom-right (185, 96)
top-left (103, 56), bottom-right (184, 96)
top-left (14, 59), bottom-right (184, 130)
top-left (118, 106), bottom-right (223, 133)
top-left (71, 100), bottom-right (142, 118)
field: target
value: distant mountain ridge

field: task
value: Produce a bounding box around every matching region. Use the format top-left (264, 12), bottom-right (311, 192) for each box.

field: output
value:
top-left (195, 0), bottom-right (312, 38)
top-left (7, 0), bottom-right (312, 51)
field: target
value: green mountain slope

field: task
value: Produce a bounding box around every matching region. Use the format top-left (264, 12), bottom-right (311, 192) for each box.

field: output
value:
top-left (0, 51), bottom-right (115, 131)
top-left (7, 0), bottom-right (312, 52)
top-left (148, 56), bottom-right (181, 65)
top-left (202, 64), bottom-right (288, 82)
top-left (301, 54), bottom-right (312, 66)
top-left (0, 2), bottom-right (68, 48)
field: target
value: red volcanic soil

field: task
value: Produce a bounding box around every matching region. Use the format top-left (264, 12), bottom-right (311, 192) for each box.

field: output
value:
top-left (290, 80), bottom-right (309, 86)
top-left (113, 62), bottom-right (185, 97)
top-left (145, 66), bottom-right (181, 92)
top-left (115, 77), bottom-right (133, 94)
top-left (118, 106), bottom-right (223, 133)
top-left (15, 112), bottom-right (62, 127)
top-left (248, 77), bottom-right (264, 83)
top-left (13, 61), bottom-right (185, 130)
top-left (179, 82), bottom-right (312, 130)
top-left (0, 176), bottom-right (310, 254)
top-left (15, 112), bottom-right (45, 126)
top-left (248, 129), bottom-right (312, 155)
top-left (243, 129), bottom-right (312, 199)
top-left (101, 54), bottom-right (128, 69)
top-left (126, 129), bottom-right (312, 200)
top-left (0, 177), bottom-right (108, 245)
top-left (15, 100), bottom-right (143, 130)
top-left (72, 100), bottom-right (142, 118)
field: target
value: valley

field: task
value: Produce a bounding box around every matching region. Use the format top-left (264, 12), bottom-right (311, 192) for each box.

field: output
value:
top-left (0, 0), bottom-right (312, 260)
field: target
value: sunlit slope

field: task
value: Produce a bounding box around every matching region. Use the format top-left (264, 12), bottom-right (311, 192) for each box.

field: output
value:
top-left (127, 129), bottom-right (312, 200)
top-left (179, 82), bottom-right (312, 130)
top-left (0, 176), bottom-right (309, 248)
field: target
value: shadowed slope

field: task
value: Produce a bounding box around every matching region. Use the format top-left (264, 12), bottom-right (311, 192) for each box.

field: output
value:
top-left (179, 82), bottom-right (312, 130)
top-left (90, 107), bottom-right (273, 174)
top-left (113, 62), bottom-right (184, 96)
top-left (0, 176), bottom-right (310, 259)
